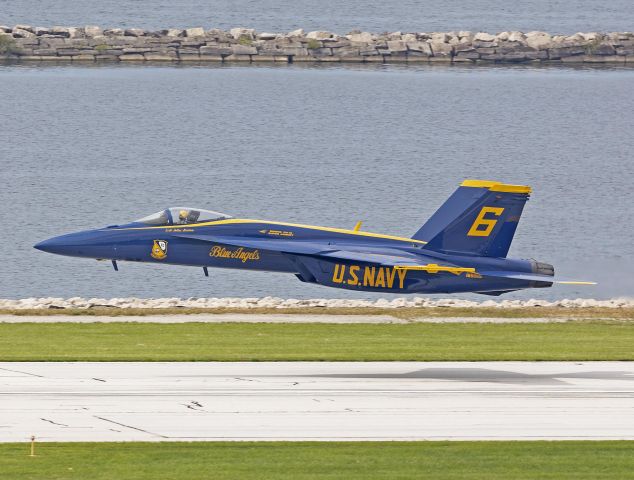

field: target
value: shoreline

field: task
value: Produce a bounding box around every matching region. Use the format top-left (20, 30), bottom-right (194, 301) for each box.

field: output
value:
top-left (2, 297), bottom-right (632, 310)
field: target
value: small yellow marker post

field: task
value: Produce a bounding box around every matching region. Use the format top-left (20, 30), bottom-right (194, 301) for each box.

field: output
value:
top-left (29, 435), bottom-right (36, 457)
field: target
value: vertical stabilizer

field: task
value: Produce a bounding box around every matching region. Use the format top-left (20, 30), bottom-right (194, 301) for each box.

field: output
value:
top-left (412, 180), bottom-right (531, 257)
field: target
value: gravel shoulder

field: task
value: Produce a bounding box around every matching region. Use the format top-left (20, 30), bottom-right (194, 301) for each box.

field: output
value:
top-left (0, 313), bottom-right (611, 323)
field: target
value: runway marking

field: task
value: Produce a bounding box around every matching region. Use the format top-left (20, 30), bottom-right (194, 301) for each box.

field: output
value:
top-left (41, 418), bottom-right (69, 427)
top-left (93, 416), bottom-right (167, 439)
top-left (0, 366), bottom-right (44, 377)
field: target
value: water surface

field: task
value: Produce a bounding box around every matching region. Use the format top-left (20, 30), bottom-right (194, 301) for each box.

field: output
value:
top-left (0, 63), bottom-right (632, 300)
top-left (2, 0), bottom-right (634, 34)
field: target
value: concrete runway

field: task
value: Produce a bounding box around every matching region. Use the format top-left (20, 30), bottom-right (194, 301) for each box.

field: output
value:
top-left (1, 362), bottom-right (633, 442)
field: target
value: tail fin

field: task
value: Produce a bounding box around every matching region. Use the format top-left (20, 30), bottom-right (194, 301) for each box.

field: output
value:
top-left (413, 179), bottom-right (531, 257)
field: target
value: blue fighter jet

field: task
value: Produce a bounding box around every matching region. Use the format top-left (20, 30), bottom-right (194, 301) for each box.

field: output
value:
top-left (34, 180), bottom-right (594, 295)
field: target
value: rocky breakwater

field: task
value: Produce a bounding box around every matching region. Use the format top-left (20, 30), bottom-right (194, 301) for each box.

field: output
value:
top-left (1, 26), bottom-right (633, 64)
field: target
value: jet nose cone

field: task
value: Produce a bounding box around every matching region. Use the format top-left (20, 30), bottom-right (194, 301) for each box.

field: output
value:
top-left (34, 230), bottom-right (115, 259)
top-left (34, 239), bottom-right (51, 252)
top-left (34, 235), bottom-right (71, 255)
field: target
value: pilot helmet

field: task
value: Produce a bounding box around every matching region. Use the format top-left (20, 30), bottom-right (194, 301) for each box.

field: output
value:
top-left (179, 209), bottom-right (189, 222)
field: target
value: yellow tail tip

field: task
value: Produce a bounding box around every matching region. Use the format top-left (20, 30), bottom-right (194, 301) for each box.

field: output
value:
top-left (461, 179), bottom-right (532, 194)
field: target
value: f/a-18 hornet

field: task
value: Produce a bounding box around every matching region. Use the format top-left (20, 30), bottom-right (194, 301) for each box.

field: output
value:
top-left (35, 180), bottom-right (594, 295)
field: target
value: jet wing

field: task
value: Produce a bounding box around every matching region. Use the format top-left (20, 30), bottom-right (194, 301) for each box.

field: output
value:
top-left (175, 232), bottom-right (596, 284)
top-left (174, 232), bottom-right (443, 268)
top-left (175, 232), bottom-right (549, 276)
top-left (172, 233), bottom-right (336, 255)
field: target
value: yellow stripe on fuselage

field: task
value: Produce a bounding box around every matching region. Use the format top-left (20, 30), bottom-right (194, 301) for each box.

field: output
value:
top-left (115, 218), bottom-right (427, 245)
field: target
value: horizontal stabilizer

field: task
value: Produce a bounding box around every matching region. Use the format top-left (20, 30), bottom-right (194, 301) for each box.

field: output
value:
top-left (479, 270), bottom-right (596, 285)
top-left (318, 249), bottom-right (425, 266)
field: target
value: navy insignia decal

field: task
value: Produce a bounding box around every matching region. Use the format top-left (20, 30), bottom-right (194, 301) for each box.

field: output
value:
top-left (151, 240), bottom-right (168, 260)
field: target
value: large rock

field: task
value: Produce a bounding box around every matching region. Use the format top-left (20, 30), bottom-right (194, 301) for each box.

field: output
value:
top-left (230, 27), bottom-right (255, 40)
top-left (474, 32), bottom-right (496, 41)
top-left (325, 39), bottom-right (351, 48)
top-left (185, 27), bottom-right (205, 37)
top-left (287, 28), bottom-right (304, 37)
top-left (525, 31), bottom-right (552, 49)
top-left (581, 32), bottom-right (602, 41)
top-left (508, 31), bottom-right (526, 43)
top-left (565, 33), bottom-right (586, 45)
top-left (616, 46), bottom-right (634, 55)
top-left (332, 46), bottom-right (360, 57)
top-left (306, 31), bottom-right (334, 40)
top-left (455, 50), bottom-right (480, 59)
top-left (407, 41), bottom-right (432, 55)
top-left (455, 43), bottom-right (476, 52)
top-left (386, 40), bottom-right (407, 52)
top-left (119, 53), bottom-right (145, 61)
top-left (475, 47), bottom-right (496, 55)
top-left (12, 28), bottom-right (36, 38)
top-left (57, 48), bottom-right (82, 56)
top-left (203, 28), bottom-right (225, 38)
top-left (200, 45), bottom-right (232, 56)
top-left (309, 47), bottom-right (332, 56)
top-left (591, 43), bottom-right (616, 55)
top-left (13, 24), bottom-right (34, 33)
top-left (125, 28), bottom-right (146, 37)
top-left (50, 26), bottom-right (71, 37)
top-left (550, 35), bottom-right (567, 44)
top-left (104, 28), bottom-right (125, 36)
top-left (473, 40), bottom-right (498, 48)
top-left (430, 41), bottom-right (453, 55)
top-left (231, 44), bottom-right (257, 55)
top-left (165, 28), bottom-right (183, 37)
top-left (279, 46), bottom-right (308, 56)
top-left (66, 27), bottom-right (81, 38)
top-left (84, 25), bottom-right (102, 37)
top-left (257, 32), bottom-right (278, 40)
top-left (431, 32), bottom-right (448, 43)
top-left (348, 31), bottom-right (373, 43)
top-left (549, 46), bottom-right (585, 59)
top-left (33, 48), bottom-right (58, 55)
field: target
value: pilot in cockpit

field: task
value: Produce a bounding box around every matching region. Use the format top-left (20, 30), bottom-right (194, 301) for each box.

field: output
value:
top-left (177, 209), bottom-right (200, 225)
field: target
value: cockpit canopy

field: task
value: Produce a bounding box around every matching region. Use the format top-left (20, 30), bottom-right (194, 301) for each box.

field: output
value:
top-left (136, 207), bottom-right (232, 226)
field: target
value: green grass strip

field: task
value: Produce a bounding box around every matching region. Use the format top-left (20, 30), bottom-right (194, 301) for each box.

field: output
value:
top-left (2, 441), bottom-right (633, 479)
top-left (1, 322), bottom-right (633, 361)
